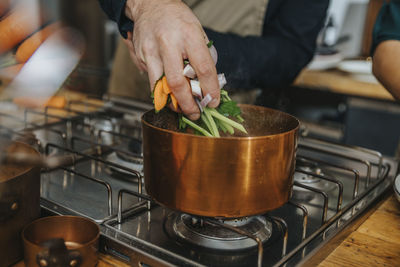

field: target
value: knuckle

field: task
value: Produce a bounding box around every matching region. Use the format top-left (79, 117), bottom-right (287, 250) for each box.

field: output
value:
top-left (196, 64), bottom-right (214, 77)
top-left (142, 44), bottom-right (156, 57)
top-left (167, 75), bottom-right (186, 89)
top-left (157, 32), bottom-right (172, 48)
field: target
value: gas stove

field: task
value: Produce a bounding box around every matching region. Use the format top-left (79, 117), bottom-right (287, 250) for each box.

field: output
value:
top-left (0, 94), bottom-right (398, 267)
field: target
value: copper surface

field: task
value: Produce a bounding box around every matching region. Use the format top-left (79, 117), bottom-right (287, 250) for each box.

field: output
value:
top-left (142, 104), bottom-right (299, 218)
top-left (0, 141), bottom-right (38, 182)
top-left (0, 141), bottom-right (40, 266)
top-left (22, 215), bottom-right (100, 267)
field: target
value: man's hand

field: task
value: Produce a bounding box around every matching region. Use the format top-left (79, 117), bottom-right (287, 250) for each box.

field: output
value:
top-left (123, 0), bottom-right (220, 120)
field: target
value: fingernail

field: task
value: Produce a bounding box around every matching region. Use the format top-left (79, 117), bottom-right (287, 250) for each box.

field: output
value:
top-left (209, 98), bottom-right (219, 108)
top-left (188, 113), bottom-right (200, 121)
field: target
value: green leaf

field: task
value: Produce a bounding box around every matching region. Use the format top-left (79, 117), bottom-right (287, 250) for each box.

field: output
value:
top-left (207, 40), bottom-right (214, 48)
top-left (220, 89), bottom-right (231, 102)
top-left (218, 101), bottom-right (241, 117)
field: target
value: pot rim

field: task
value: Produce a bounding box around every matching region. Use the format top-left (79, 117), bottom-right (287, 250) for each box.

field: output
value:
top-left (22, 215), bottom-right (100, 249)
top-left (141, 104), bottom-right (300, 141)
top-left (0, 141), bottom-right (40, 183)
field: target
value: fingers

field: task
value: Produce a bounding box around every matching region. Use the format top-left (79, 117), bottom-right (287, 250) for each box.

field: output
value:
top-left (144, 50), bottom-right (164, 92)
top-left (123, 32), bottom-right (147, 72)
top-left (159, 41), bottom-right (200, 120)
top-left (186, 34), bottom-right (220, 108)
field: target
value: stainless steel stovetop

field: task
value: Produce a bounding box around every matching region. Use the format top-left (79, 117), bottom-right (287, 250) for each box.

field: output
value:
top-left (0, 95), bottom-right (398, 267)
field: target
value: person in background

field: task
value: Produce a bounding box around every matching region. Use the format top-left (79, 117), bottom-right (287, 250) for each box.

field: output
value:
top-left (98, 0), bottom-right (329, 119)
top-left (372, 0), bottom-right (400, 100)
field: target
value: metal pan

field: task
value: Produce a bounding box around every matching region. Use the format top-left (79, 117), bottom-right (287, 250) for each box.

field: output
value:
top-left (0, 141), bottom-right (41, 267)
top-left (22, 215), bottom-right (100, 267)
top-left (142, 104), bottom-right (299, 218)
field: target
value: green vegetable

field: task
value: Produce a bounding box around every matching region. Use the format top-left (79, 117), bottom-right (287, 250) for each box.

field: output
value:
top-left (178, 90), bottom-right (247, 137)
top-left (181, 116), bottom-right (212, 137)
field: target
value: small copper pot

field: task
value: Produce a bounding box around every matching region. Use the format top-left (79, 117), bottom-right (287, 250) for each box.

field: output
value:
top-left (142, 104), bottom-right (299, 218)
top-left (22, 216), bottom-right (100, 267)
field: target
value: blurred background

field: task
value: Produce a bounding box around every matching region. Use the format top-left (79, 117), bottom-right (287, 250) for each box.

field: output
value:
top-left (0, 0), bottom-right (399, 156)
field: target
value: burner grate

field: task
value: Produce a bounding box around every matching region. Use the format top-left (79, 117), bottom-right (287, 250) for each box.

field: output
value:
top-left (0, 96), bottom-right (397, 267)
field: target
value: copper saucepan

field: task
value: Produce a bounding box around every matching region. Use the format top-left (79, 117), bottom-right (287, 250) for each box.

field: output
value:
top-left (142, 104), bottom-right (299, 218)
top-left (0, 141), bottom-right (41, 267)
top-left (22, 215), bottom-right (100, 267)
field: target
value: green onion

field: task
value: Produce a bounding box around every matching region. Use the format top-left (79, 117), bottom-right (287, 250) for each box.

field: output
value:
top-left (181, 116), bottom-right (213, 137)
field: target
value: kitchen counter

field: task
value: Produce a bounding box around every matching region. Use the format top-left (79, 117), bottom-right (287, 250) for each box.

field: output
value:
top-left (317, 193), bottom-right (400, 266)
top-left (294, 69), bottom-right (395, 101)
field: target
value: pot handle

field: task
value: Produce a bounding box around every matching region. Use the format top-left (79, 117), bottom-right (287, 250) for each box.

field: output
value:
top-left (36, 238), bottom-right (82, 267)
top-left (0, 197), bottom-right (19, 222)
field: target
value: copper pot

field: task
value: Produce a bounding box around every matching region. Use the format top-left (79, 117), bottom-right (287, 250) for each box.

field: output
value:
top-left (0, 141), bottom-right (40, 267)
top-left (22, 215), bottom-right (100, 267)
top-left (142, 104), bottom-right (299, 218)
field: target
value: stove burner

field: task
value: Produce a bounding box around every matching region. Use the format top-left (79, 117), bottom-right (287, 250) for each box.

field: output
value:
top-left (116, 138), bottom-right (142, 160)
top-left (292, 160), bottom-right (335, 201)
top-left (89, 118), bottom-right (114, 145)
top-left (167, 214), bottom-right (272, 251)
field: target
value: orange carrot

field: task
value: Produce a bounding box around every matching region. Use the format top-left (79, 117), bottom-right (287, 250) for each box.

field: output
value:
top-left (170, 93), bottom-right (178, 110)
top-left (13, 95), bottom-right (66, 109)
top-left (0, 3), bottom-right (46, 54)
top-left (154, 79), bottom-right (168, 111)
top-left (46, 95), bottom-right (66, 108)
top-left (162, 76), bottom-right (171, 94)
top-left (15, 21), bottom-right (61, 63)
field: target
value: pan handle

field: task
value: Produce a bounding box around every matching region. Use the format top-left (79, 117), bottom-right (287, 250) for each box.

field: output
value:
top-left (0, 196), bottom-right (19, 222)
top-left (36, 238), bottom-right (82, 267)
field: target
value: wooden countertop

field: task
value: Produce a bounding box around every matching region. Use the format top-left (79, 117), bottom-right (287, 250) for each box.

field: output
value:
top-left (319, 194), bottom-right (400, 266)
top-left (294, 69), bottom-right (395, 101)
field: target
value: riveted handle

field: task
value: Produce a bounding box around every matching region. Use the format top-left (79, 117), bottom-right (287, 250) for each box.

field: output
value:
top-left (0, 196), bottom-right (19, 222)
top-left (36, 238), bottom-right (82, 267)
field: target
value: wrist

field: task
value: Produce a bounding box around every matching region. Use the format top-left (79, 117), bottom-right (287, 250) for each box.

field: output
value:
top-left (124, 0), bottom-right (145, 21)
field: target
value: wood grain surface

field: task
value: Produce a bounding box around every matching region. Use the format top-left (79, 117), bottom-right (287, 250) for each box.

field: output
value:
top-left (294, 69), bottom-right (395, 101)
top-left (319, 195), bottom-right (400, 267)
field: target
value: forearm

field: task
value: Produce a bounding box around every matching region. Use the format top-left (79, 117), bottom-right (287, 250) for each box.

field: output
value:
top-left (372, 40), bottom-right (400, 100)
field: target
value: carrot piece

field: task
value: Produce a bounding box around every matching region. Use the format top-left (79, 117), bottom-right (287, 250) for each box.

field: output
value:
top-left (45, 95), bottom-right (66, 108)
top-left (13, 95), bottom-right (66, 109)
top-left (170, 93), bottom-right (178, 110)
top-left (162, 76), bottom-right (171, 94)
top-left (15, 21), bottom-right (61, 63)
top-left (154, 79), bottom-right (168, 111)
top-left (0, 3), bottom-right (46, 54)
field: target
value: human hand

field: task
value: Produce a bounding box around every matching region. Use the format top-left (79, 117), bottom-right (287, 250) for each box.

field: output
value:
top-left (123, 0), bottom-right (220, 120)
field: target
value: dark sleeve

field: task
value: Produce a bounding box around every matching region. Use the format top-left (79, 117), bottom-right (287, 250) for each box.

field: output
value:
top-left (205, 0), bottom-right (329, 90)
top-left (98, 0), bottom-right (133, 38)
top-left (371, 0), bottom-right (400, 55)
